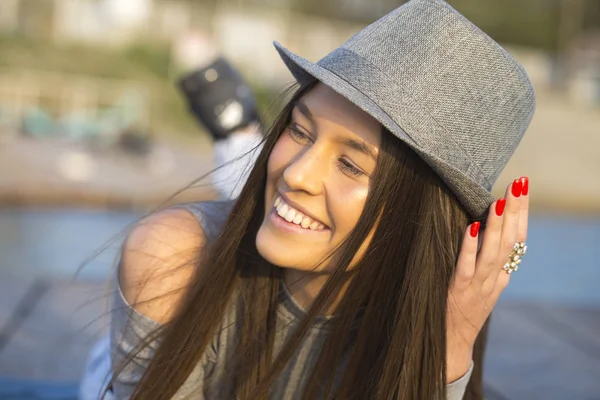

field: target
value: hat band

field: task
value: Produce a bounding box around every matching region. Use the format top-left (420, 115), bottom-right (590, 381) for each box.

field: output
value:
top-left (317, 48), bottom-right (492, 190)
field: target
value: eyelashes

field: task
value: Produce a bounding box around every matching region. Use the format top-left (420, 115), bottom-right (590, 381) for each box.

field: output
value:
top-left (287, 125), bottom-right (312, 144)
top-left (337, 158), bottom-right (363, 177)
top-left (286, 125), bottom-right (366, 178)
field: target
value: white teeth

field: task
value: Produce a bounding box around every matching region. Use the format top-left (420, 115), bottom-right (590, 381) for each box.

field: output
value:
top-left (278, 203), bottom-right (289, 218)
top-left (284, 209), bottom-right (296, 222)
top-left (274, 196), bottom-right (326, 231)
top-left (300, 217), bottom-right (311, 228)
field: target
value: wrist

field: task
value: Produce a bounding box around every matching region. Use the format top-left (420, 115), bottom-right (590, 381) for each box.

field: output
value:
top-left (446, 346), bottom-right (473, 383)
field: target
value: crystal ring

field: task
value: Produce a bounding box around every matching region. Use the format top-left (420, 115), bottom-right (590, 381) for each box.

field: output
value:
top-left (503, 242), bottom-right (527, 274)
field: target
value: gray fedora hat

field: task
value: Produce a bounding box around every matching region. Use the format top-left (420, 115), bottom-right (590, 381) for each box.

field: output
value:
top-left (274, 0), bottom-right (535, 218)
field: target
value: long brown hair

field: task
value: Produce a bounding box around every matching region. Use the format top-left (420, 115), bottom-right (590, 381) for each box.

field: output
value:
top-left (112, 79), bottom-right (489, 399)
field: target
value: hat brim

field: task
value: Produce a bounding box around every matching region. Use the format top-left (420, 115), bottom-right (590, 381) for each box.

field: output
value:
top-left (273, 41), bottom-right (495, 219)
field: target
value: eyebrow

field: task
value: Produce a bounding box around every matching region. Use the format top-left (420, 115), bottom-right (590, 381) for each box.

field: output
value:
top-left (295, 101), bottom-right (313, 120)
top-left (294, 100), bottom-right (377, 161)
top-left (341, 137), bottom-right (377, 160)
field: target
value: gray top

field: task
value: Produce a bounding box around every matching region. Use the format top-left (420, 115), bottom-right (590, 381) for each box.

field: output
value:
top-left (110, 201), bottom-right (473, 399)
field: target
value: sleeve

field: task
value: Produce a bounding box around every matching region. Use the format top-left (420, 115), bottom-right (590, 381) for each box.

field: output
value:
top-left (445, 361), bottom-right (474, 400)
top-left (109, 281), bottom-right (216, 399)
top-left (78, 334), bottom-right (113, 400)
top-left (212, 129), bottom-right (263, 200)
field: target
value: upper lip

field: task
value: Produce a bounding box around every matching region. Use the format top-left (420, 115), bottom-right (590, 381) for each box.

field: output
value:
top-left (277, 193), bottom-right (329, 228)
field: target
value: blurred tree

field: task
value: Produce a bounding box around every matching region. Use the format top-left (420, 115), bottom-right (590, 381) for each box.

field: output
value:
top-left (584, 0), bottom-right (600, 29)
top-left (16, 0), bottom-right (55, 38)
top-left (188, 0), bottom-right (598, 52)
top-left (121, 43), bottom-right (171, 79)
top-left (448, 0), bottom-right (562, 51)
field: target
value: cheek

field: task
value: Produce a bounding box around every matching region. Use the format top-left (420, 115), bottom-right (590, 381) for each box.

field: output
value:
top-left (329, 182), bottom-right (370, 235)
top-left (320, 183), bottom-right (371, 271)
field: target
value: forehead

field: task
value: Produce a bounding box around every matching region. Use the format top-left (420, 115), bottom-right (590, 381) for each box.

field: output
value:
top-left (294, 83), bottom-right (382, 148)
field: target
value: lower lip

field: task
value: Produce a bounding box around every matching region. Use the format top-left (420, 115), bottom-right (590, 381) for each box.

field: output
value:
top-left (268, 208), bottom-right (330, 235)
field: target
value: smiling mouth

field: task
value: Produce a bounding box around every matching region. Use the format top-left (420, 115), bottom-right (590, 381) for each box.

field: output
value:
top-left (273, 196), bottom-right (328, 231)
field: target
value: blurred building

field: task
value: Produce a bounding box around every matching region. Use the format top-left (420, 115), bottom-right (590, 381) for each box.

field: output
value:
top-left (0, 0), bottom-right (598, 102)
top-left (54, 0), bottom-right (153, 43)
top-left (0, 0), bottom-right (19, 33)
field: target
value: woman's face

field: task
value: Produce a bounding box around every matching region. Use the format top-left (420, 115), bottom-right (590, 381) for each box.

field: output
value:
top-left (256, 83), bottom-right (382, 272)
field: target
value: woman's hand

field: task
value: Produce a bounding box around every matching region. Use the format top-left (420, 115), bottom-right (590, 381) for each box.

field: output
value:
top-left (445, 176), bottom-right (529, 383)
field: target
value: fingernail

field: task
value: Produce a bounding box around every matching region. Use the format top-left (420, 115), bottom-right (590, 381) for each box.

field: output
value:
top-left (495, 198), bottom-right (506, 216)
top-left (520, 176), bottom-right (529, 196)
top-left (512, 178), bottom-right (523, 197)
top-left (470, 222), bottom-right (481, 237)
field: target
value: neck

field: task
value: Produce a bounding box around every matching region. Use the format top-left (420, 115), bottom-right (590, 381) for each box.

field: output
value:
top-left (283, 268), bottom-right (351, 316)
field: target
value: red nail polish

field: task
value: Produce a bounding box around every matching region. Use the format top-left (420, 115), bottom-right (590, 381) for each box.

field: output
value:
top-left (470, 222), bottom-right (481, 237)
top-left (520, 176), bottom-right (529, 196)
top-left (495, 198), bottom-right (506, 216)
top-left (512, 178), bottom-right (522, 197)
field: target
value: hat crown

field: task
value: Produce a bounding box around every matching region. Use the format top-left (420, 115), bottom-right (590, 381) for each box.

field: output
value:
top-left (320, 0), bottom-right (535, 189)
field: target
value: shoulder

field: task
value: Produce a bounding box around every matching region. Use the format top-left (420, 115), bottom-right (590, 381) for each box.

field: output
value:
top-left (178, 200), bottom-right (235, 242)
top-left (118, 201), bottom-right (232, 324)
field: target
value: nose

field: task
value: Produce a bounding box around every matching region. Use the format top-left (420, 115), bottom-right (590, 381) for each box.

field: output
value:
top-left (282, 145), bottom-right (326, 196)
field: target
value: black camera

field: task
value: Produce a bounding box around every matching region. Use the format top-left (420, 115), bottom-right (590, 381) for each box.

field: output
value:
top-left (178, 58), bottom-right (259, 141)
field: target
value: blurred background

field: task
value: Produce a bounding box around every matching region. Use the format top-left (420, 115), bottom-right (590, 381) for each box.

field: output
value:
top-left (0, 0), bottom-right (598, 399)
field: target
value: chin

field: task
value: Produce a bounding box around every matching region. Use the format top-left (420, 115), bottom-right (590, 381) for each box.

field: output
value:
top-left (255, 223), bottom-right (325, 272)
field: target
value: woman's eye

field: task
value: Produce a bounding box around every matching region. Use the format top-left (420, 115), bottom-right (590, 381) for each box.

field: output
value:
top-left (337, 158), bottom-right (364, 177)
top-left (287, 125), bottom-right (312, 144)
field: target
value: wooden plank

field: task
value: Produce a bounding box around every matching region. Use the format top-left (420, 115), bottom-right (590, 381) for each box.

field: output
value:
top-left (1, 275), bottom-right (599, 398)
top-left (0, 281), bottom-right (108, 381)
top-left (0, 378), bottom-right (79, 399)
top-left (484, 301), bottom-right (600, 399)
top-left (0, 273), bottom-right (37, 334)
top-left (515, 302), bottom-right (600, 362)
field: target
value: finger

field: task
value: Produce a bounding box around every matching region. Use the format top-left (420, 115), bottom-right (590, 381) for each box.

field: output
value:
top-left (454, 222), bottom-right (481, 286)
top-left (516, 176), bottom-right (529, 242)
top-left (489, 272), bottom-right (510, 306)
top-left (484, 178), bottom-right (529, 296)
top-left (495, 178), bottom-right (524, 280)
top-left (488, 178), bottom-right (529, 294)
top-left (473, 198), bottom-right (506, 286)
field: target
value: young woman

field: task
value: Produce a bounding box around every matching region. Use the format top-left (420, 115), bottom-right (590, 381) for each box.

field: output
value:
top-left (108, 1), bottom-right (535, 399)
